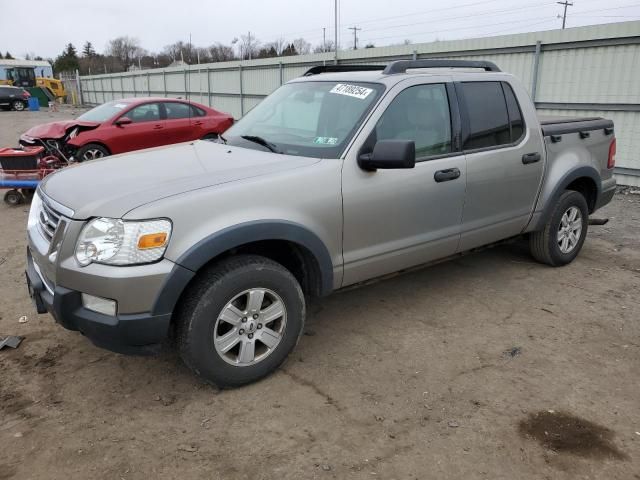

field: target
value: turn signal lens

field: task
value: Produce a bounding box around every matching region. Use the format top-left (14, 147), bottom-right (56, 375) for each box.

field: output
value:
top-left (138, 232), bottom-right (168, 250)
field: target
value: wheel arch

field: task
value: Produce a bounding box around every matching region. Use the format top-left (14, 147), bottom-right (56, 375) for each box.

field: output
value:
top-left (531, 166), bottom-right (601, 231)
top-left (151, 221), bottom-right (334, 317)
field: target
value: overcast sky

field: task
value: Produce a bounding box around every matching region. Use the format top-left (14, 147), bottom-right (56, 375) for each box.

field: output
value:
top-left (1, 0), bottom-right (639, 59)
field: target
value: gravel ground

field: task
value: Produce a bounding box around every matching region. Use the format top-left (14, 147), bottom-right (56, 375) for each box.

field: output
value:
top-left (0, 109), bottom-right (639, 479)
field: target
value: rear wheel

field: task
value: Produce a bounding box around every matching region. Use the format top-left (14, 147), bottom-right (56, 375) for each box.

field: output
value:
top-left (76, 143), bottom-right (110, 162)
top-left (12, 100), bottom-right (25, 111)
top-left (176, 255), bottom-right (305, 387)
top-left (529, 190), bottom-right (589, 266)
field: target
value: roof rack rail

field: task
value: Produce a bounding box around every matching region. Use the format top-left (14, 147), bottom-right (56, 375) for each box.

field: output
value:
top-left (303, 64), bottom-right (385, 76)
top-left (382, 59), bottom-right (501, 74)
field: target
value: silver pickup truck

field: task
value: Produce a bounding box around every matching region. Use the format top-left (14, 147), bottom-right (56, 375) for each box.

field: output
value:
top-left (26, 60), bottom-right (617, 387)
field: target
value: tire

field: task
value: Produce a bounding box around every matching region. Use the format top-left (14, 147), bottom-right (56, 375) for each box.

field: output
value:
top-left (12, 100), bottom-right (25, 111)
top-left (176, 254), bottom-right (305, 387)
top-left (4, 189), bottom-right (24, 206)
top-left (76, 143), bottom-right (110, 162)
top-left (529, 190), bottom-right (589, 266)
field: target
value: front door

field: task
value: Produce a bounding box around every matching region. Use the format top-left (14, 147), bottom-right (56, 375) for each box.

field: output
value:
top-left (453, 78), bottom-right (545, 250)
top-left (109, 102), bottom-right (164, 154)
top-left (341, 78), bottom-right (467, 287)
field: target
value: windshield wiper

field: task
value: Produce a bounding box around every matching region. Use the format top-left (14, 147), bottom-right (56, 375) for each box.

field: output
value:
top-left (240, 135), bottom-right (281, 153)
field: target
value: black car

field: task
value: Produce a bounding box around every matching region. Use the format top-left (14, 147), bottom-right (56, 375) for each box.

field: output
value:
top-left (0, 86), bottom-right (30, 111)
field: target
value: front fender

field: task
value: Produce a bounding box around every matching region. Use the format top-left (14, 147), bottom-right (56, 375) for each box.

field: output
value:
top-left (151, 220), bottom-right (334, 316)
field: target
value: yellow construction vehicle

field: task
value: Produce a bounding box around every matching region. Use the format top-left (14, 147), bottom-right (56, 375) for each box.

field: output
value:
top-left (0, 59), bottom-right (67, 99)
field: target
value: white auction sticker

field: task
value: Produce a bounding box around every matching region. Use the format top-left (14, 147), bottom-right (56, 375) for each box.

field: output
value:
top-left (113, 103), bottom-right (127, 108)
top-left (330, 84), bottom-right (373, 100)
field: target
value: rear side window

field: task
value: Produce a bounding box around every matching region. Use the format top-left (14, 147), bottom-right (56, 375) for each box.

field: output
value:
top-left (503, 83), bottom-right (525, 142)
top-left (164, 102), bottom-right (192, 119)
top-left (461, 82), bottom-right (510, 149)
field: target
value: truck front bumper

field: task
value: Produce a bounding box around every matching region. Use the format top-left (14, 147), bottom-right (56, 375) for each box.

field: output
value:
top-left (26, 249), bottom-right (172, 355)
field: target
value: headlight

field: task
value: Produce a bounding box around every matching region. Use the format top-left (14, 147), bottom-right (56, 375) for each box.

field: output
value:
top-left (27, 191), bottom-right (43, 230)
top-left (75, 218), bottom-right (171, 266)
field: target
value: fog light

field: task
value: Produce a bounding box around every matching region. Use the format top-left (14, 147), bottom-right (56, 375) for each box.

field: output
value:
top-left (81, 293), bottom-right (117, 316)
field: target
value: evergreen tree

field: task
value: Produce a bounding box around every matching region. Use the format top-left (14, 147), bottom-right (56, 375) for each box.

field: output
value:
top-left (53, 43), bottom-right (80, 73)
top-left (82, 41), bottom-right (96, 57)
top-left (5, 51), bottom-right (13, 59)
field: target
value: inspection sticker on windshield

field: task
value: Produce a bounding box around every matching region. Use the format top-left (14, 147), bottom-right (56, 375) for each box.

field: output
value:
top-left (330, 84), bottom-right (373, 100)
top-left (314, 136), bottom-right (338, 145)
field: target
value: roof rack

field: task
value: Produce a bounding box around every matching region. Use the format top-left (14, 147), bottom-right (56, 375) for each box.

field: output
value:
top-left (303, 60), bottom-right (501, 77)
top-left (303, 64), bottom-right (385, 76)
top-left (383, 59), bottom-right (501, 74)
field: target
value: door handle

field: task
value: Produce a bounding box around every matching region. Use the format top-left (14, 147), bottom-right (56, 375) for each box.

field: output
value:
top-left (522, 152), bottom-right (541, 164)
top-left (434, 168), bottom-right (461, 183)
top-left (153, 125), bottom-right (164, 130)
top-left (194, 121), bottom-right (203, 126)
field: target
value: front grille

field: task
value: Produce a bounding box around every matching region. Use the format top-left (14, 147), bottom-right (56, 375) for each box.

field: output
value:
top-left (38, 199), bottom-right (62, 243)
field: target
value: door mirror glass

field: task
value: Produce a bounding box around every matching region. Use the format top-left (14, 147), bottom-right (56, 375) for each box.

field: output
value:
top-left (359, 139), bottom-right (416, 170)
top-left (115, 116), bottom-right (132, 126)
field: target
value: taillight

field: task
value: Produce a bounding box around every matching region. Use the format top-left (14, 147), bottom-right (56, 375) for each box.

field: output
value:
top-left (607, 138), bottom-right (616, 169)
top-left (22, 91), bottom-right (30, 98)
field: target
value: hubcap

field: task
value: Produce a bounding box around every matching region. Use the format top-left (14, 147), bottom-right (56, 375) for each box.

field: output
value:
top-left (213, 288), bottom-right (287, 366)
top-left (14, 102), bottom-right (24, 111)
top-left (557, 206), bottom-right (583, 254)
top-left (83, 149), bottom-right (104, 161)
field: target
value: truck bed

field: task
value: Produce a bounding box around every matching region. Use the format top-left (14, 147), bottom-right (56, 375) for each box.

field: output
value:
top-left (538, 115), bottom-right (614, 136)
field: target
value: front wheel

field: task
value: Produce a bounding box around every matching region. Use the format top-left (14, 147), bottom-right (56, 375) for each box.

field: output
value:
top-left (529, 190), bottom-right (589, 266)
top-left (12, 100), bottom-right (25, 111)
top-left (176, 255), bottom-right (305, 387)
top-left (76, 143), bottom-right (110, 162)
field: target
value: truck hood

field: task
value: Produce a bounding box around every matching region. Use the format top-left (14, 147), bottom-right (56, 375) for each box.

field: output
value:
top-left (40, 141), bottom-right (320, 219)
top-left (22, 120), bottom-right (100, 140)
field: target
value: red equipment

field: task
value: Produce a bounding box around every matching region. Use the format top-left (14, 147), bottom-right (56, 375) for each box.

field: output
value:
top-left (0, 146), bottom-right (65, 205)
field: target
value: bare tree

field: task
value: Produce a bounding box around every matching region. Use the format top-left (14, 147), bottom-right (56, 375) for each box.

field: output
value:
top-left (163, 41), bottom-right (193, 64)
top-left (236, 33), bottom-right (260, 60)
top-left (208, 43), bottom-right (236, 62)
top-left (107, 36), bottom-right (143, 70)
top-left (313, 40), bottom-right (335, 53)
top-left (292, 38), bottom-right (311, 55)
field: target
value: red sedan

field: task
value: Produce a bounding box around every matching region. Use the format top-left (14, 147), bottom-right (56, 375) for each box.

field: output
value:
top-left (19, 98), bottom-right (234, 161)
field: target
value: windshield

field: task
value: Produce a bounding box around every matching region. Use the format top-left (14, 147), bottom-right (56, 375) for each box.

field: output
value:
top-left (77, 100), bottom-right (131, 122)
top-left (223, 81), bottom-right (384, 158)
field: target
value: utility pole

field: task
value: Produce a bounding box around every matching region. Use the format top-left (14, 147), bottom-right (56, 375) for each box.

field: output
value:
top-left (247, 31), bottom-right (253, 60)
top-left (349, 26), bottom-right (361, 50)
top-left (334, 0), bottom-right (338, 62)
top-left (323, 27), bottom-right (326, 53)
top-left (557, 1), bottom-right (573, 29)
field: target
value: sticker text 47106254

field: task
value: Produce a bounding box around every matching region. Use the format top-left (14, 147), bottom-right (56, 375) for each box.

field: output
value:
top-left (329, 84), bottom-right (373, 100)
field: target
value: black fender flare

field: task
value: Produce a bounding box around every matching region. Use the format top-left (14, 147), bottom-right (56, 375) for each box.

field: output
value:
top-left (532, 165), bottom-right (601, 231)
top-left (151, 220), bottom-right (334, 316)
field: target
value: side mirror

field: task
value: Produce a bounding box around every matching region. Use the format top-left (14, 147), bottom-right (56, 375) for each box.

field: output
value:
top-left (358, 139), bottom-right (416, 171)
top-left (115, 117), bottom-right (132, 126)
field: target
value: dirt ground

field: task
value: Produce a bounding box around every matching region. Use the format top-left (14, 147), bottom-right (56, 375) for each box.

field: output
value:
top-left (0, 108), bottom-right (639, 480)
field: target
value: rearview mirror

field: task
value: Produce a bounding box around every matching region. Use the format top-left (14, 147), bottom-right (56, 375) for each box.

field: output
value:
top-left (358, 139), bottom-right (416, 171)
top-left (115, 117), bottom-right (132, 126)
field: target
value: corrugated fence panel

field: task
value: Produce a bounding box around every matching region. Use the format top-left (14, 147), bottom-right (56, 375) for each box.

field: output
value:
top-left (78, 21), bottom-right (640, 183)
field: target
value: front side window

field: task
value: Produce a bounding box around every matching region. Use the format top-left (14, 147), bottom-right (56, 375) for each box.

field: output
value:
top-left (461, 81), bottom-right (510, 150)
top-left (375, 84), bottom-right (452, 159)
top-left (223, 81), bottom-right (384, 158)
top-left (126, 103), bottom-right (161, 123)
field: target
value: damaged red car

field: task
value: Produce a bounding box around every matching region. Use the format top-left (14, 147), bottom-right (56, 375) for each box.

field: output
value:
top-left (19, 98), bottom-right (234, 161)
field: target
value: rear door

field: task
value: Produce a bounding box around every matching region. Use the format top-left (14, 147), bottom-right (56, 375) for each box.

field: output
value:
top-left (341, 77), bottom-right (467, 286)
top-left (162, 101), bottom-right (197, 144)
top-left (455, 77), bottom-right (545, 250)
top-left (107, 102), bottom-right (164, 153)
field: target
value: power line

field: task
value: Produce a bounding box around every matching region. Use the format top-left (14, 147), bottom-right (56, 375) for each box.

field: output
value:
top-left (557, 1), bottom-right (574, 28)
top-left (348, 26), bottom-right (362, 49)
